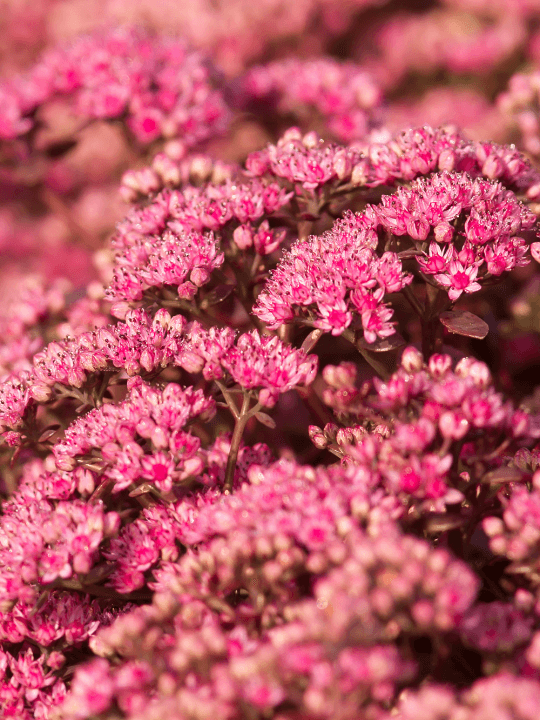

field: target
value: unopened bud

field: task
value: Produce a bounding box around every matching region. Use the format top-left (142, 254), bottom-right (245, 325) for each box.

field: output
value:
top-left (400, 346), bottom-right (423, 374)
top-left (309, 425), bottom-right (328, 449)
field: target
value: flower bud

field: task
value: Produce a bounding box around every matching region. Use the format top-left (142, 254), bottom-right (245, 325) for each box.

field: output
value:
top-left (434, 222), bottom-right (453, 243)
top-left (233, 225), bottom-right (253, 250)
top-left (400, 346), bottom-right (423, 374)
top-left (428, 354), bottom-right (452, 377)
top-left (438, 148), bottom-right (456, 171)
top-left (309, 425), bottom-right (328, 450)
top-left (439, 410), bottom-right (469, 440)
top-left (482, 154), bottom-right (504, 180)
top-left (29, 383), bottom-right (53, 402)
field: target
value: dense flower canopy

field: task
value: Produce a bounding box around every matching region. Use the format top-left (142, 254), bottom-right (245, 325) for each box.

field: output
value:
top-left (4, 3), bottom-right (540, 719)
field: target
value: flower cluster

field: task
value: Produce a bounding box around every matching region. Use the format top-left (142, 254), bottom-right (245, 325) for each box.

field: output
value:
top-left (385, 673), bottom-right (540, 720)
top-left (245, 126), bottom-right (365, 190)
top-left (483, 472), bottom-right (540, 606)
top-left (254, 210), bottom-right (411, 337)
top-left (244, 125), bottom-right (540, 201)
top-left (317, 347), bottom-right (535, 503)
top-left (376, 171), bottom-right (537, 300)
top-left (0, 26), bottom-right (229, 146)
top-left (499, 70), bottom-right (540, 157)
top-left (0, 492), bottom-right (119, 608)
top-left (53, 377), bottom-right (215, 491)
top-left (4, 6), bottom-right (540, 719)
top-left (59, 456), bottom-right (479, 720)
top-left (0, 308), bottom-right (186, 445)
top-left (108, 176), bottom-right (292, 304)
top-left (178, 324), bottom-right (318, 405)
top-left (242, 57), bottom-right (382, 141)
top-left (120, 150), bottom-right (237, 203)
top-left (374, 8), bottom-right (524, 88)
top-left (0, 275), bottom-right (72, 379)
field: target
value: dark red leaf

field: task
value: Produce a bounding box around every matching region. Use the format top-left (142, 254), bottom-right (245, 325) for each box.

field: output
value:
top-left (440, 310), bottom-right (489, 339)
top-left (255, 412), bottom-right (277, 429)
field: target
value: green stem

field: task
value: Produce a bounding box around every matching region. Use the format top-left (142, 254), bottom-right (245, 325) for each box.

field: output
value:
top-left (215, 380), bottom-right (240, 420)
top-left (223, 394), bottom-right (262, 493)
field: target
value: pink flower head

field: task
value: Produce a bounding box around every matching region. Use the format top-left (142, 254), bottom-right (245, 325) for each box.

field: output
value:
top-left (222, 331), bottom-right (318, 406)
top-left (254, 211), bottom-right (410, 343)
top-left (434, 260), bottom-right (482, 301)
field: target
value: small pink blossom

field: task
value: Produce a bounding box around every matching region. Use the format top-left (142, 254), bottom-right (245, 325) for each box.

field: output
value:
top-left (434, 261), bottom-right (482, 301)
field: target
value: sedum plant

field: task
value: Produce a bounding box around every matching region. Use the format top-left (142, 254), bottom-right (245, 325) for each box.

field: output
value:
top-left (3, 13), bottom-right (540, 719)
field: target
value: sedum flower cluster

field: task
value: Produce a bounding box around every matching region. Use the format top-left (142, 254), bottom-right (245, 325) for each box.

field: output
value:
top-left (5, 5), bottom-right (540, 720)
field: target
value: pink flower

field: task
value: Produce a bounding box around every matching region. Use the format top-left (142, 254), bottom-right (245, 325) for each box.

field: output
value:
top-left (417, 243), bottom-right (455, 275)
top-left (435, 260), bottom-right (482, 301)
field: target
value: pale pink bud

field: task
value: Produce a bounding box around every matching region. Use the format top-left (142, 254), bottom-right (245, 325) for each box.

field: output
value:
top-left (515, 589), bottom-right (534, 612)
top-left (177, 349), bottom-right (204, 374)
top-left (351, 160), bottom-right (369, 185)
top-left (152, 153), bottom-right (181, 185)
top-left (438, 149), bottom-right (456, 172)
top-left (302, 131), bottom-right (319, 148)
top-left (163, 139), bottom-right (187, 160)
top-left (177, 281), bottom-right (197, 299)
top-left (119, 184), bottom-right (137, 203)
top-left (526, 184), bottom-right (540, 201)
top-left (136, 417), bottom-right (156, 438)
top-left (75, 468), bottom-right (96, 496)
top-left (400, 346), bottom-right (423, 374)
top-left (309, 425), bottom-right (328, 449)
top-left (233, 225), bottom-right (254, 250)
top-left (439, 411), bottom-right (469, 440)
top-left (211, 161), bottom-right (233, 184)
top-left (482, 154), bottom-right (504, 180)
top-left (512, 410), bottom-right (530, 437)
top-left (333, 150), bottom-right (353, 180)
top-left (190, 267), bottom-right (211, 287)
top-left (103, 512), bottom-right (120, 537)
top-left (46, 652), bottom-right (65, 670)
top-left (138, 168), bottom-right (160, 194)
top-left (428, 354), bottom-right (452, 377)
top-left (55, 455), bottom-right (77, 471)
top-left (140, 348), bottom-right (156, 373)
top-left (181, 456), bottom-right (204, 478)
top-left (29, 384), bottom-right (53, 402)
top-left (323, 362), bottom-right (356, 388)
top-left (336, 428), bottom-right (355, 446)
top-left (406, 217), bottom-right (430, 241)
top-left (258, 388), bottom-right (277, 407)
top-left (153, 308), bottom-right (171, 329)
top-left (262, 560), bottom-right (282, 583)
top-left (323, 423), bottom-right (338, 442)
top-left (434, 222), bottom-right (454, 243)
top-left (121, 170), bottom-right (143, 192)
top-left (245, 150), bottom-right (269, 176)
top-left (73, 552), bottom-right (92, 575)
top-left (455, 357), bottom-right (491, 387)
top-left (151, 426), bottom-right (169, 449)
top-left (190, 155), bottom-right (213, 182)
top-left (483, 516), bottom-right (504, 536)
top-left (169, 315), bottom-right (186, 334)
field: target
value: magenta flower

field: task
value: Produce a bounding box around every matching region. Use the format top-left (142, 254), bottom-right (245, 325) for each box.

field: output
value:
top-left (434, 260), bottom-right (482, 301)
